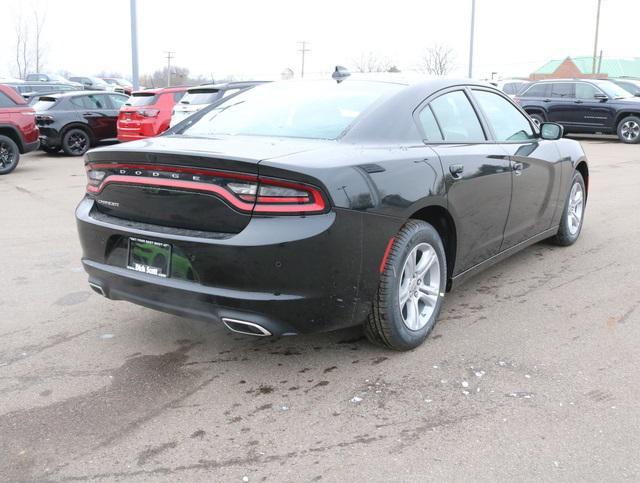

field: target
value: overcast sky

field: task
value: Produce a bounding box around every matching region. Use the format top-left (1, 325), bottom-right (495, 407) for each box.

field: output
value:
top-left (2, 0), bottom-right (638, 81)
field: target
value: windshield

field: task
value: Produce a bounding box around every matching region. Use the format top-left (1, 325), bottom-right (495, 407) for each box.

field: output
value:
top-left (180, 81), bottom-right (402, 140)
top-left (125, 93), bottom-right (157, 106)
top-left (180, 90), bottom-right (220, 105)
top-left (598, 81), bottom-right (633, 99)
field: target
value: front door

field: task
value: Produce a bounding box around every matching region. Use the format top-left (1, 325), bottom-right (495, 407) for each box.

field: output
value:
top-left (470, 88), bottom-right (563, 248)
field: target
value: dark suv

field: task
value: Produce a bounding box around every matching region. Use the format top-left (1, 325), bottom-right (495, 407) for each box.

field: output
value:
top-left (34, 91), bottom-right (128, 156)
top-left (516, 79), bottom-right (640, 143)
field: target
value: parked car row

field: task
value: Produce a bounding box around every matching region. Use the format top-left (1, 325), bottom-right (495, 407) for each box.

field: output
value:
top-left (0, 84), bottom-right (40, 174)
top-left (516, 78), bottom-right (640, 143)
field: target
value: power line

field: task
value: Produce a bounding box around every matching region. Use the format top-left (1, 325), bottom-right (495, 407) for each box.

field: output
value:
top-left (164, 50), bottom-right (175, 87)
top-left (297, 41), bottom-right (311, 79)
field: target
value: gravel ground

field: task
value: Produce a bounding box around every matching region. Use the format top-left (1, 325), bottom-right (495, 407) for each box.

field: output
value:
top-left (1, 137), bottom-right (639, 481)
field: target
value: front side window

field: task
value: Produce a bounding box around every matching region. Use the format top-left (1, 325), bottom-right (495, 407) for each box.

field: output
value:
top-left (181, 81), bottom-right (402, 140)
top-left (428, 90), bottom-right (485, 142)
top-left (575, 83), bottom-right (601, 100)
top-left (108, 94), bottom-right (128, 108)
top-left (473, 90), bottom-right (535, 141)
top-left (550, 83), bottom-right (575, 99)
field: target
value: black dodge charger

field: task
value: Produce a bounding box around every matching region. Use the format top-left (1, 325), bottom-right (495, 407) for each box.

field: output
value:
top-left (76, 77), bottom-right (589, 350)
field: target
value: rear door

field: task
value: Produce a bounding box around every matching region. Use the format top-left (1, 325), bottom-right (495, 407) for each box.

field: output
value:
top-left (471, 88), bottom-right (563, 248)
top-left (418, 88), bottom-right (512, 274)
top-left (546, 82), bottom-right (576, 124)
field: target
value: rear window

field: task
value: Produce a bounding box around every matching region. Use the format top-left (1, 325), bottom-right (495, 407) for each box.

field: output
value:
top-left (0, 92), bottom-right (16, 107)
top-left (180, 89), bottom-right (220, 105)
top-left (125, 93), bottom-right (158, 106)
top-left (32, 97), bottom-right (58, 111)
top-left (181, 81), bottom-right (402, 140)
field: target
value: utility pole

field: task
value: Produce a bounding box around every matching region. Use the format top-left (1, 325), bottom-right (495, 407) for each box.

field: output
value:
top-left (468, 0), bottom-right (476, 78)
top-left (164, 51), bottom-right (175, 87)
top-left (130, 0), bottom-right (139, 90)
top-left (592, 0), bottom-right (602, 75)
top-left (297, 41), bottom-right (310, 79)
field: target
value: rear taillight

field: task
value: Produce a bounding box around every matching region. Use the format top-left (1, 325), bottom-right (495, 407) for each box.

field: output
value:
top-left (36, 114), bottom-right (55, 124)
top-left (137, 109), bottom-right (159, 118)
top-left (85, 163), bottom-right (327, 215)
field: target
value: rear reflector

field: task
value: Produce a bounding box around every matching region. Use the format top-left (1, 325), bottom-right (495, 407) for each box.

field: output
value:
top-left (85, 162), bottom-right (327, 215)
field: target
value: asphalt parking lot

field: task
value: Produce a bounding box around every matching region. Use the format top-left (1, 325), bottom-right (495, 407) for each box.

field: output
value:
top-left (1, 137), bottom-right (639, 481)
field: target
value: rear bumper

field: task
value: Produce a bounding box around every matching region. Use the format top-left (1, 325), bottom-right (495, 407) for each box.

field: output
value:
top-left (38, 127), bottom-right (62, 147)
top-left (76, 197), bottom-right (396, 335)
top-left (23, 139), bottom-right (40, 153)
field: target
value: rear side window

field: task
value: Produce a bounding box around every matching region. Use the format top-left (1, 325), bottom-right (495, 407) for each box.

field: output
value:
top-left (173, 91), bottom-right (185, 102)
top-left (550, 83), bottom-right (574, 98)
top-left (418, 106), bottom-right (443, 141)
top-left (125, 93), bottom-right (158, 106)
top-left (0, 92), bottom-right (16, 107)
top-left (521, 83), bottom-right (549, 98)
top-left (429, 90), bottom-right (485, 142)
top-left (473, 90), bottom-right (535, 141)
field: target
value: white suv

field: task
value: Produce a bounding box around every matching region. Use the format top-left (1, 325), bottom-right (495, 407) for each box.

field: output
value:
top-left (169, 81), bottom-right (268, 127)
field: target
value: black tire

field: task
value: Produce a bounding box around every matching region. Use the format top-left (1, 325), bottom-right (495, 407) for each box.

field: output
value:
top-left (365, 220), bottom-right (447, 351)
top-left (42, 145), bottom-right (61, 154)
top-left (62, 128), bottom-right (90, 156)
top-left (551, 171), bottom-right (586, 246)
top-left (616, 115), bottom-right (640, 144)
top-left (529, 113), bottom-right (545, 128)
top-left (0, 135), bottom-right (20, 175)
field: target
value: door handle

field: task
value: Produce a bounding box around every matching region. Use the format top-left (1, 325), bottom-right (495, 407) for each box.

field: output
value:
top-left (449, 164), bottom-right (464, 178)
top-left (542, 98), bottom-right (552, 103)
top-left (83, 112), bottom-right (99, 117)
top-left (512, 162), bottom-right (524, 174)
top-left (574, 100), bottom-right (583, 104)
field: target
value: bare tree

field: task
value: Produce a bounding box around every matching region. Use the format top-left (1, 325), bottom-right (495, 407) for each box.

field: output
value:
top-left (419, 44), bottom-right (455, 76)
top-left (140, 66), bottom-right (207, 89)
top-left (14, 15), bottom-right (31, 79)
top-left (33, 6), bottom-right (46, 73)
top-left (352, 51), bottom-right (392, 73)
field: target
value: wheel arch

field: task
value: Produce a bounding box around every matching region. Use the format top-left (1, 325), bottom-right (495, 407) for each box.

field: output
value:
top-left (614, 111), bottom-right (640, 128)
top-left (575, 160), bottom-right (589, 198)
top-left (408, 204), bottom-right (457, 291)
top-left (523, 107), bottom-right (547, 120)
top-left (0, 125), bottom-right (25, 152)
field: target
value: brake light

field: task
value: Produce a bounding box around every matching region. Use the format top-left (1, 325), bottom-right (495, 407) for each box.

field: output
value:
top-left (85, 163), bottom-right (327, 215)
top-left (137, 109), bottom-right (159, 118)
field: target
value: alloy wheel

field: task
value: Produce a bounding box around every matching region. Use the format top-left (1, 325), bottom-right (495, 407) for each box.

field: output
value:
top-left (398, 242), bottom-right (441, 331)
top-left (621, 120), bottom-right (640, 141)
top-left (68, 132), bottom-right (88, 155)
top-left (567, 181), bottom-right (584, 236)
top-left (0, 141), bottom-right (16, 170)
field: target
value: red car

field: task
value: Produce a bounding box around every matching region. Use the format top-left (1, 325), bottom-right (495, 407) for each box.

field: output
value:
top-left (117, 87), bottom-right (186, 141)
top-left (0, 84), bottom-right (39, 174)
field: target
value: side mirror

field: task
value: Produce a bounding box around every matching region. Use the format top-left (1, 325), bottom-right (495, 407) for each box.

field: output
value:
top-left (594, 92), bottom-right (608, 101)
top-left (540, 122), bottom-right (563, 140)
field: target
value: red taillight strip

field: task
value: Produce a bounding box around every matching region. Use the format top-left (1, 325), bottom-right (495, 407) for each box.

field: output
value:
top-left (87, 163), bottom-right (258, 182)
top-left (379, 237), bottom-right (396, 273)
top-left (87, 175), bottom-right (256, 211)
top-left (86, 163), bottom-right (327, 214)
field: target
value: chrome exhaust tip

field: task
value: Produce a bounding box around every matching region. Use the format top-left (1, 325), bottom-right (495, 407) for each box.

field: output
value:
top-left (89, 282), bottom-right (106, 297)
top-left (222, 318), bottom-right (272, 337)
